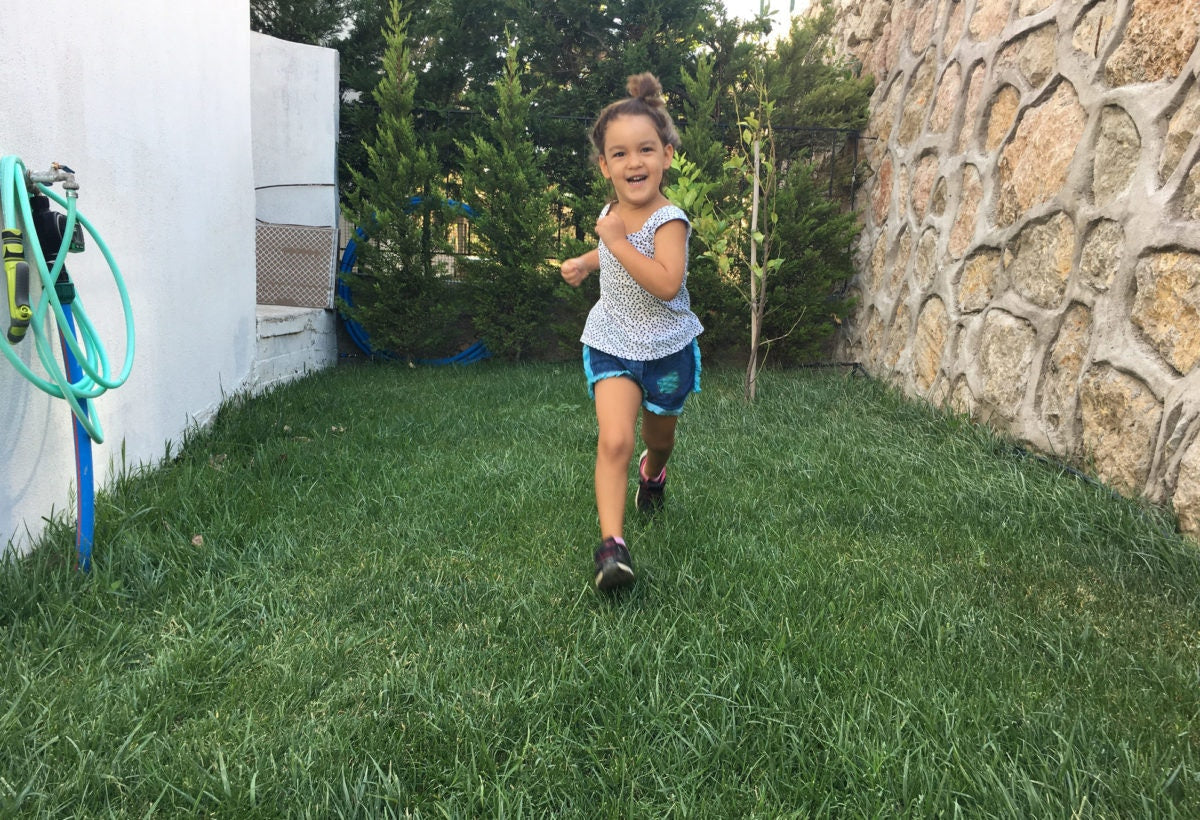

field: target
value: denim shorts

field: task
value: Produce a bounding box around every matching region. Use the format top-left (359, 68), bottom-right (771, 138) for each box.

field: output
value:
top-left (583, 339), bottom-right (701, 416)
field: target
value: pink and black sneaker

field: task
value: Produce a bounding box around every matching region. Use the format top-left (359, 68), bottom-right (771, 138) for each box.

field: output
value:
top-left (594, 536), bottom-right (635, 591)
top-left (635, 449), bottom-right (666, 514)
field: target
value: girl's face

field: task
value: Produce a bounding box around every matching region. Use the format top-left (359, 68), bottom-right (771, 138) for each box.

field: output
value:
top-left (597, 114), bottom-right (674, 210)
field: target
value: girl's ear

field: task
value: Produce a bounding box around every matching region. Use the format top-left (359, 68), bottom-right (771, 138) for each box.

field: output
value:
top-left (597, 154), bottom-right (613, 180)
top-left (663, 143), bottom-right (675, 167)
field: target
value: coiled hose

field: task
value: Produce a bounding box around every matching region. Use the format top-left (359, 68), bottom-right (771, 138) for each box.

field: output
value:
top-left (0, 155), bottom-right (134, 444)
top-left (2, 155), bottom-right (134, 570)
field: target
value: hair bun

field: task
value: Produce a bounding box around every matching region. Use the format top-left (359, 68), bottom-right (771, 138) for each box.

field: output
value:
top-left (626, 72), bottom-right (664, 106)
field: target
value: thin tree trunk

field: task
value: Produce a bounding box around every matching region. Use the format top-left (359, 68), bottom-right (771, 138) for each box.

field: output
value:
top-left (746, 138), bottom-right (762, 401)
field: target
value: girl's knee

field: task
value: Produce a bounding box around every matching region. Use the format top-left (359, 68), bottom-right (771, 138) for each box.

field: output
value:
top-left (597, 431), bottom-right (635, 463)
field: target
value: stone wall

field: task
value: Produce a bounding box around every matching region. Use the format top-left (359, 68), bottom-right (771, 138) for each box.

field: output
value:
top-left (828, 0), bottom-right (1200, 534)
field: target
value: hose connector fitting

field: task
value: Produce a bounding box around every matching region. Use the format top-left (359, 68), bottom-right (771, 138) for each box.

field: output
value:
top-left (25, 162), bottom-right (79, 194)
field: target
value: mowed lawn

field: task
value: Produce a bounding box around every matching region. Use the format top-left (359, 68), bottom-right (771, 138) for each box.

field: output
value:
top-left (2, 362), bottom-right (1198, 817)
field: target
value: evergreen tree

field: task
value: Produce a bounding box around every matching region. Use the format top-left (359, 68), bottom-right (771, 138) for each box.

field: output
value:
top-left (763, 159), bottom-right (860, 366)
top-left (766, 1), bottom-right (874, 133)
top-left (340, 0), bottom-right (458, 358)
top-left (675, 55), bottom-right (747, 361)
top-left (250, 0), bottom-right (349, 46)
top-left (458, 43), bottom-right (558, 361)
top-left (678, 54), bottom-right (727, 182)
top-left (337, 0), bottom-right (392, 200)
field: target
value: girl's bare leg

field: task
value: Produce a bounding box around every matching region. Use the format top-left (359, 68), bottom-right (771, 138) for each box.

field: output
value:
top-left (639, 409), bottom-right (678, 479)
top-left (593, 376), bottom-right (643, 539)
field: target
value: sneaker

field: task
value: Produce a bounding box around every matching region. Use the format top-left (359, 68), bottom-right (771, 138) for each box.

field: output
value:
top-left (635, 450), bottom-right (666, 514)
top-left (594, 536), bottom-right (635, 591)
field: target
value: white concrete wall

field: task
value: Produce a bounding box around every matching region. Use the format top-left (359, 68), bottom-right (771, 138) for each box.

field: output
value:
top-left (1, 2), bottom-right (259, 556)
top-left (252, 34), bottom-right (340, 228)
top-left (250, 33), bottom-right (340, 390)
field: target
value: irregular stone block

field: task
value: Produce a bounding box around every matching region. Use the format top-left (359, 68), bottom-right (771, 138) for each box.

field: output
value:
top-left (869, 74), bottom-right (904, 147)
top-left (864, 305), bottom-right (887, 370)
top-left (890, 228), bottom-right (914, 293)
top-left (869, 230), bottom-right (889, 292)
top-left (957, 247), bottom-right (1001, 313)
top-left (852, 0), bottom-right (893, 46)
top-left (931, 175), bottom-right (948, 216)
top-left (1172, 436), bottom-right (1200, 536)
top-left (986, 85), bottom-right (1022, 153)
top-left (1105, 0), bottom-right (1200, 87)
top-left (912, 152), bottom-right (941, 221)
top-left (871, 153), bottom-right (894, 226)
top-left (996, 81), bottom-right (1087, 226)
top-left (949, 163), bottom-right (983, 257)
top-left (944, 0), bottom-right (967, 53)
top-left (1004, 211), bottom-right (1076, 309)
top-left (1078, 218), bottom-right (1124, 292)
top-left (1040, 303), bottom-right (1092, 441)
top-left (996, 22), bottom-right (1058, 89)
top-left (885, 296), bottom-right (912, 369)
top-left (914, 295), bottom-right (949, 392)
top-left (1131, 250), bottom-right (1200, 375)
top-left (956, 62), bottom-right (988, 152)
top-left (977, 309), bottom-right (1037, 419)
top-left (969, 0), bottom-right (1011, 42)
top-left (910, 0), bottom-right (939, 55)
top-left (1080, 365), bottom-right (1161, 495)
top-left (929, 61), bottom-right (961, 133)
top-left (1072, 0), bottom-right (1116, 58)
top-left (898, 55), bottom-right (937, 146)
top-left (1182, 162), bottom-right (1200, 221)
top-left (1161, 79), bottom-right (1200, 184)
top-left (914, 227), bottom-right (939, 290)
top-left (1092, 105), bottom-right (1140, 207)
top-left (1018, 0), bottom-right (1055, 16)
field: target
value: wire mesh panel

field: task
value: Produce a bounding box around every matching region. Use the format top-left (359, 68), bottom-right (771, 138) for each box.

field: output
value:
top-left (256, 221), bottom-right (337, 308)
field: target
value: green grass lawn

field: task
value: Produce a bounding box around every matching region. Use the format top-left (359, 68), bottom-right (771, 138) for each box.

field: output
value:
top-left (3, 362), bottom-right (1199, 817)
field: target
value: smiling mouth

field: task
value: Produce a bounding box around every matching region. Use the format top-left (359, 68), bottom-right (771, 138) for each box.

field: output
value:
top-left (627, 175), bottom-right (648, 184)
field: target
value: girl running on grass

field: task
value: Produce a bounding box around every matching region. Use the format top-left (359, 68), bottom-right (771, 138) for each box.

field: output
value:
top-left (560, 72), bottom-right (704, 592)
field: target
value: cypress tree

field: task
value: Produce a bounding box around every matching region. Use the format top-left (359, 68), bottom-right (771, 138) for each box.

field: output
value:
top-left (340, 0), bottom-right (458, 358)
top-left (457, 42), bottom-right (558, 361)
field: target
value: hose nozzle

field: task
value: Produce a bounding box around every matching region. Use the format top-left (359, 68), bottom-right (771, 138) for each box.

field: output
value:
top-left (4, 228), bottom-right (32, 343)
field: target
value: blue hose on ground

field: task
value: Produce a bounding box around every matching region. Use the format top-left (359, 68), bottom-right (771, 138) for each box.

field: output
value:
top-left (336, 229), bottom-right (490, 365)
top-left (57, 305), bottom-right (94, 571)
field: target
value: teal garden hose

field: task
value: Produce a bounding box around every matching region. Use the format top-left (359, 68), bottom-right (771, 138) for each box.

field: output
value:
top-left (1, 155), bottom-right (135, 569)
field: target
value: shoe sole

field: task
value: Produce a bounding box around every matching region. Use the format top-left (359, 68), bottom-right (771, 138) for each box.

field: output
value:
top-left (595, 560), bottom-right (635, 591)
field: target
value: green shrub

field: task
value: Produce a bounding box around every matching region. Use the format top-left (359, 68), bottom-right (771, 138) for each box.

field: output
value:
top-left (339, 1), bottom-right (465, 359)
top-left (458, 43), bottom-right (560, 361)
top-left (761, 160), bottom-right (860, 366)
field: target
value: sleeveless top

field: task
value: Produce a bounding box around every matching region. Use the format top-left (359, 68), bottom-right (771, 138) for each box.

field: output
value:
top-left (580, 203), bottom-right (704, 360)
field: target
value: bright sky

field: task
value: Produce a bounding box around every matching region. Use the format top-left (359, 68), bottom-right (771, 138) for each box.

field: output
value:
top-left (721, 0), bottom-right (812, 27)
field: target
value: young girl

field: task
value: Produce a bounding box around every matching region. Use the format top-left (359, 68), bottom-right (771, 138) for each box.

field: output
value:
top-left (560, 73), bottom-right (704, 592)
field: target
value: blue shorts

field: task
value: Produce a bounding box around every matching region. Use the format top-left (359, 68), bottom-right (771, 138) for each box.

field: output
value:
top-left (583, 339), bottom-right (701, 416)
